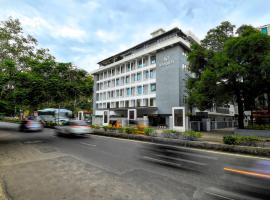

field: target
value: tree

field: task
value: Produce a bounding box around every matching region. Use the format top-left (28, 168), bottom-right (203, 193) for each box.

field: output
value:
top-left (0, 17), bottom-right (94, 116)
top-left (187, 22), bottom-right (270, 129)
top-left (201, 21), bottom-right (235, 52)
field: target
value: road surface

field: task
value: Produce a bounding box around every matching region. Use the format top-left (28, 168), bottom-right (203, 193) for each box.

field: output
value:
top-left (0, 122), bottom-right (269, 200)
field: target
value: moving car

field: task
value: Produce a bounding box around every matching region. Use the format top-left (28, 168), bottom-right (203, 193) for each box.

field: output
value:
top-left (55, 120), bottom-right (91, 136)
top-left (19, 119), bottom-right (43, 132)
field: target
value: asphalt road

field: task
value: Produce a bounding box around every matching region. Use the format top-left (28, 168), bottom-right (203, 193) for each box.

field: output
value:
top-left (0, 122), bottom-right (270, 200)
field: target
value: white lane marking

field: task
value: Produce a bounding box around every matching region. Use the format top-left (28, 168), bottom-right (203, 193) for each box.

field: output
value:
top-left (92, 135), bottom-right (270, 160)
top-left (80, 142), bottom-right (96, 147)
top-left (143, 156), bottom-right (182, 167)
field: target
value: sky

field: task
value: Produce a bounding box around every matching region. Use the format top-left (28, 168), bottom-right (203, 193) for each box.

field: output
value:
top-left (0, 0), bottom-right (270, 72)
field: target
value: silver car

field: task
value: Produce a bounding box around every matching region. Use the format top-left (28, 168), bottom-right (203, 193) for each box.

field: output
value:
top-left (55, 120), bottom-right (91, 136)
top-left (19, 120), bottom-right (43, 132)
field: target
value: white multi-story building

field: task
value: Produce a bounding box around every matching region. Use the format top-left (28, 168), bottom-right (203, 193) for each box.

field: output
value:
top-left (92, 28), bottom-right (235, 131)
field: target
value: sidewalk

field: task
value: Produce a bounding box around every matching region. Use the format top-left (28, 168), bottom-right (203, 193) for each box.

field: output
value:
top-left (0, 180), bottom-right (7, 200)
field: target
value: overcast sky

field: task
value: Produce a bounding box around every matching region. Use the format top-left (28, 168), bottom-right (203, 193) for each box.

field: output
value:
top-left (0, 0), bottom-right (269, 72)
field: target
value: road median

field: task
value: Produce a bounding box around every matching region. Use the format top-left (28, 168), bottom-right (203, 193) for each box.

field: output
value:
top-left (90, 131), bottom-right (270, 157)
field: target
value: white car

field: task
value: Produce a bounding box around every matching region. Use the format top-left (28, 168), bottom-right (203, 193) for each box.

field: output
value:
top-left (55, 120), bottom-right (91, 136)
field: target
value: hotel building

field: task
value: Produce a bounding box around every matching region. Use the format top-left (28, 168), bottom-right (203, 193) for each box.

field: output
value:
top-left (92, 28), bottom-right (234, 131)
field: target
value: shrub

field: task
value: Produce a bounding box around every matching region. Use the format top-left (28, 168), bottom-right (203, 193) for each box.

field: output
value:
top-left (247, 124), bottom-right (270, 130)
top-left (163, 129), bottom-right (177, 134)
top-left (183, 131), bottom-right (202, 140)
top-left (102, 125), bottom-right (110, 131)
top-left (223, 135), bottom-right (263, 146)
top-left (118, 127), bottom-right (125, 133)
top-left (91, 124), bottom-right (101, 129)
top-left (124, 126), bottom-right (137, 134)
top-left (144, 127), bottom-right (154, 136)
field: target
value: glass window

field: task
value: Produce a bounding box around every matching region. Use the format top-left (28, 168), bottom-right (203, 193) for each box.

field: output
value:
top-left (131, 87), bottom-right (135, 96)
top-left (126, 88), bottom-right (131, 96)
top-left (150, 55), bottom-right (156, 64)
top-left (131, 62), bottom-right (135, 70)
top-left (126, 76), bottom-right (130, 83)
top-left (150, 69), bottom-right (156, 78)
top-left (143, 71), bottom-right (149, 80)
top-left (137, 72), bottom-right (141, 81)
top-left (150, 83), bottom-right (156, 92)
top-left (131, 74), bottom-right (136, 82)
top-left (121, 65), bottom-right (125, 73)
top-left (126, 63), bottom-right (131, 71)
top-left (137, 86), bottom-right (142, 95)
top-left (143, 85), bottom-right (148, 94)
top-left (138, 59), bottom-right (143, 68)
top-left (150, 98), bottom-right (155, 106)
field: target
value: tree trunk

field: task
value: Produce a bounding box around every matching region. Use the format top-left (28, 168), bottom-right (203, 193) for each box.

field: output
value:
top-left (236, 90), bottom-right (244, 129)
top-left (267, 92), bottom-right (270, 113)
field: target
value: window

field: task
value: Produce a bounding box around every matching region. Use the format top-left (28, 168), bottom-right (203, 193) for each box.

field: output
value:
top-left (126, 76), bottom-right (130, 83)
top-left (116, 67), bottom-right (120, 75)
top-left (131, 74), bottom-right (136, 82)
top-left (150, 55), bottom-right (156, 64)
top-left (143, 85), bottom-right (148, 94)
top-left (150, 69), bottom-right (156, 78)
top-left (143, 70), bottom-right (149, 80)
top-left (120, 65), bottom-right (125, 73)
top-left (150, 98), bottom-right (156, 106)
top-left (143, 99), bottom-right (148, 106)
top-left (131, 62), bottom-right (135, 70)
top-left (137, 99), bottom-right (141, 107)
top-left (126, 88), bottom-right (131, 96)
top-left (143, 57), bottom-right (148, 66)
top-left (127, 63), bottom-right (131, 72)
top-left (150, 83), bottom-right (156, 92)
top-left (137, 72), bottom-right (141, 81)
top-left (137, 86), bottom-right (142, 95)
top-left (131, 87), bottom-right (135, 96)
top-left (120, 77), bottom-right (125, 85)
top-left (138, 59), bottom-right (143, 68)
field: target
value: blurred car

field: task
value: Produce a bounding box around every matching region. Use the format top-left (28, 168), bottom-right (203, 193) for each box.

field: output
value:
top-left (55, 120), bottom-right (91, 136)
top-left (19, 119), bottom-right (43, 132)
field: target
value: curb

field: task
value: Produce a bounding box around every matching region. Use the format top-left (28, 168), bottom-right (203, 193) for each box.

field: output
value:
top-left (90, 131), bottom-right (270, 157)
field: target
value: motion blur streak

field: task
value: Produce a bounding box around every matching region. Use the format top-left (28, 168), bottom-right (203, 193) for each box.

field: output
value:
top-left (224, 167), bottom-right (270, 179)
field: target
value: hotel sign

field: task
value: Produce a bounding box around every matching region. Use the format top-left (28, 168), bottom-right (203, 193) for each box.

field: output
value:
top-left (158, 55), bottom-right (175, 67)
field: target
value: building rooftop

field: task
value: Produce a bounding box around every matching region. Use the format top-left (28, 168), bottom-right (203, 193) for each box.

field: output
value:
top-left (97, 27), bottom-right (196, 67)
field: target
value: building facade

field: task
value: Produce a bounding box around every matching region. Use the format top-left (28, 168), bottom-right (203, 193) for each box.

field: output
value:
top-left (258, 24), bottom-right (270, 35)
top-left (92, 28), bottom-right (234, 131)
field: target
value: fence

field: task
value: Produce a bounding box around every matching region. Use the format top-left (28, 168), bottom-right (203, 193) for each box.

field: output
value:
top-left (189, 120), bottom-right (238, 131)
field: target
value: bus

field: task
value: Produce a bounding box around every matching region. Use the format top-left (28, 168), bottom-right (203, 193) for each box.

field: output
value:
top-left (37, 108), bottom-right (72, 124)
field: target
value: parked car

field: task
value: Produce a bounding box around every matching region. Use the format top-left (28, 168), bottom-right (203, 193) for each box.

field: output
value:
top-left (55, 120), bottom-right (91, 136)
top-left (19, 119), bottom-right (43, 132)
